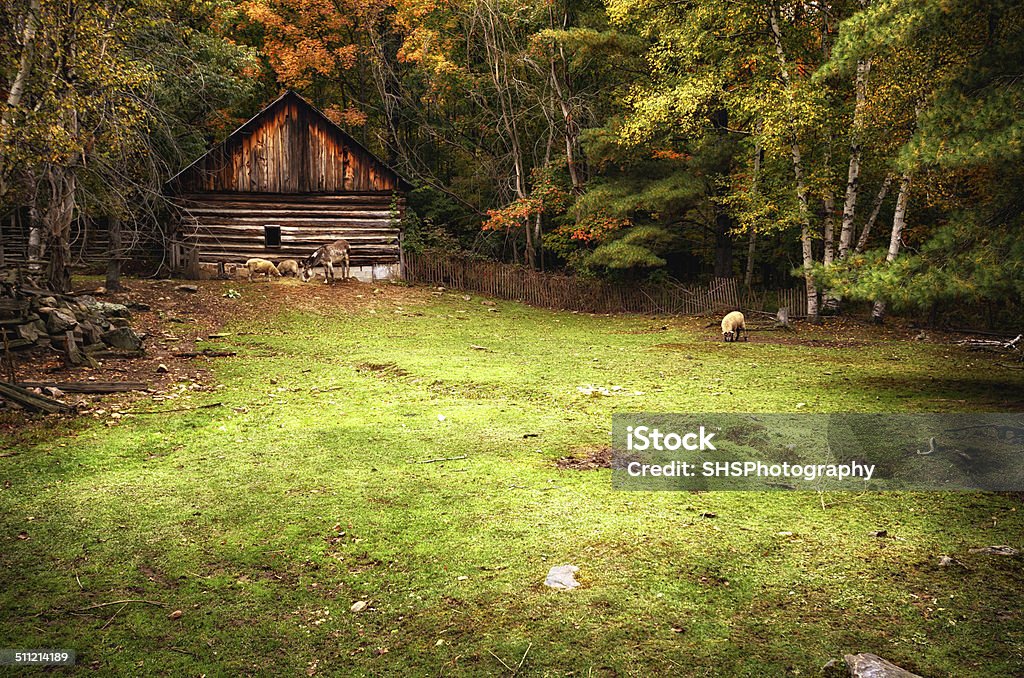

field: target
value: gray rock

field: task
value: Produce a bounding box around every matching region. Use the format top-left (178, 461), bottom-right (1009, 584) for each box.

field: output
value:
top-left (544, 564), bottom-right (581, 590)
top-left (75, 296), bottom-right (132, 318)
top-left (101, 327), bottom-right (144, 351)
top-left (46, 308), bottom-right (78, 334)
top-left (16, 321), bottom-right (44, 343)
top-left (843, 653), bottom-right (923, 678)
top-left (80, 322), bottom-right (103, 345)
top-left (94, 301), bottom-right (132, 318)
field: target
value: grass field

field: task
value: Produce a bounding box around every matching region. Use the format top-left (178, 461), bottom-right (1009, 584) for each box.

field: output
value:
top-left (2, 280), bottom-right (1023, 676)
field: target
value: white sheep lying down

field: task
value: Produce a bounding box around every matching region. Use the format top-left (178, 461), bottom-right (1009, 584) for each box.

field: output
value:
top-left (276, 259), bottom-right (300, 277)
top-left (721, 310), bottom-right (746, 342)
top-left (246, 258), bottom-right (281, 281)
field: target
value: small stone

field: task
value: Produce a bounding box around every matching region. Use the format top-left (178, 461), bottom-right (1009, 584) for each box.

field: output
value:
top-left (156, 364), bottom-right (169, 374)
top-left (350, 600), bottom-right (368, 613)
top-left (544, 564), bottom-right (580, 590)
top-left (169, 609), bottom-right (183, 620)
top-left (176, 284), bottom-right (199, 293)
top-left (843, 653), bottom-right (923, 677)
top-left (937, 555), bottom-right (954, 567)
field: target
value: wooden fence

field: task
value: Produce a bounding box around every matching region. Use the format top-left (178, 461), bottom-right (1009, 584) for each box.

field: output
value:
top-left (403, 252), bottom-right (808, 317)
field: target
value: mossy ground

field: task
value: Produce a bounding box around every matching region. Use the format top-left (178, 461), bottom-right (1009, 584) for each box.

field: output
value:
top-left (1, 279), bottom-right (1022, 676)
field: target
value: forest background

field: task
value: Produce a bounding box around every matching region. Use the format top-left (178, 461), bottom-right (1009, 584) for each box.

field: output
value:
top-left (1, 0), bottom-right (1021, 322)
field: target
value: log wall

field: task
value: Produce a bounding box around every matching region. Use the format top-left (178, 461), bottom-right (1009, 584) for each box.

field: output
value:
top-left (173, 192), bottom-right (401, 266)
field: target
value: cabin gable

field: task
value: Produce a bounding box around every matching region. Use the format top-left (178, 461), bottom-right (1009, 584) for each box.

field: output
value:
top-left (168, 92), bottom-right (407, 195)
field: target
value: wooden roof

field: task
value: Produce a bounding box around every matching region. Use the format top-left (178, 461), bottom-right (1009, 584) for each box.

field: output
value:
top-left (167, 91), bottom-right (412, 195)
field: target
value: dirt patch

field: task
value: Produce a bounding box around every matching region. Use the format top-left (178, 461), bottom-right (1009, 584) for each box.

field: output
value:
top-left (751, 336), bottom-right (870, 349)
top-left (2, 278), bottom-right (430, 422)
top-left (556, 445), bottom-right (612, 471)
top-left (652, 343), bottom-right (695, 352)
top-left (356, 362), bottom-right (409, 377)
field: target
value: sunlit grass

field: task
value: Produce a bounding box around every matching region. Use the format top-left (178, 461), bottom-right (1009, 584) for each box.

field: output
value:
top-left (1, 284), bottom-right (1022, 675)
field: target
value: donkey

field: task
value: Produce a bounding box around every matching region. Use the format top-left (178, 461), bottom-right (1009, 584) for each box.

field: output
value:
top-left (301, 239), bottom-right (351, 283)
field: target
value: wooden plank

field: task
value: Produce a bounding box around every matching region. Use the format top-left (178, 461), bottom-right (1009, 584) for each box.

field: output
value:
top-left (18, 381), bottom-right (148, 393)
top-left (0, 380), bottom-right (74, 413)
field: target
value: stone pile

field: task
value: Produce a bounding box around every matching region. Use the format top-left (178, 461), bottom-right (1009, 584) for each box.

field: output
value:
top-left (1, 291), bottom-right (147, 366)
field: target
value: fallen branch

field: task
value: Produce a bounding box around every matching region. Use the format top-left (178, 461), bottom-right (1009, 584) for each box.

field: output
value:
top-left (414, 455), bottom-right (467, 464)
top-left (74, 599), bottom-right (166, 612)
top-left (173, 350), bottom-right (237, 358)
top-left (100, 603), bottom-right (129, 630)
top-left (488, 651), bottom-right (515, 673)
top-left (127, 402), bottom-right (222, 415)
top-left (514, 642), bottom-right (532, 676)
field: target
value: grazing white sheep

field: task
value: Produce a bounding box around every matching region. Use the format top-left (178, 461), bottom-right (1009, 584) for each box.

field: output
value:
top-left (246, 258), bottom-right (281, 282)
top-left (721, 310), bottom-right (746, 342)
top-left (277, 259), bottom-right (300, 277)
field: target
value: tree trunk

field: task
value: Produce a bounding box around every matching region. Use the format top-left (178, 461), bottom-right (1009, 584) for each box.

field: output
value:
top-left (44, 164), bottom-right (76, 293)
top-left (0, 0), bottom-right (41, 201)
top-left (855, 174), bottom-right (893, 253)
top-left (744, 138), bottom-right (762, 288)
top-left (838, 59), bottom-right (871, 259)
top-left (105, 215), bottom-right (123, 291)
top-left (823, 193), bottom-right (835, 266)
top-left (769, 5), bottom-right (819, 322)
top-left (871, 172), bottom-right (912, 323)
top-left (822, 186), bottom-right (840, 312)
top-left (1, 0), bottom-right (41, 125)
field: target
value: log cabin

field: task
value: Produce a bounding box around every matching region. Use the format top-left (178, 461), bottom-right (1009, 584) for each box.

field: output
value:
top-left (165, 91), bottom-right (411, 280)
